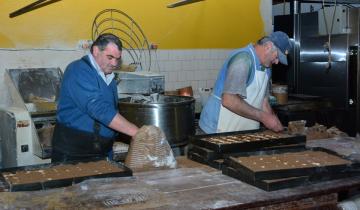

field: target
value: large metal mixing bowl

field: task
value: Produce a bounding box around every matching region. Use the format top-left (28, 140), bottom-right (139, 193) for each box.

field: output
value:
top-left (118, 95), bottom-right (195, 147)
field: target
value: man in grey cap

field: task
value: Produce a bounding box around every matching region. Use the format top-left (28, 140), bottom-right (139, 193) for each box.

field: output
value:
top-left (199, 31), bottom-right (292, 134)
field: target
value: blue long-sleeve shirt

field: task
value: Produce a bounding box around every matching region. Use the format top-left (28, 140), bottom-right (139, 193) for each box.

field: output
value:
top-left (57, 55), bottom-right (118, 138)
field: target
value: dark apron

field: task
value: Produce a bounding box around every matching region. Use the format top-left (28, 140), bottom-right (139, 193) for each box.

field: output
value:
top-left (51, 122), bottom-right (114, 163)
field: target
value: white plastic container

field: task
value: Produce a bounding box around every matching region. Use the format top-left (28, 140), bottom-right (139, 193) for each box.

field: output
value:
top-left (198, 88), bottom-right (212, 107)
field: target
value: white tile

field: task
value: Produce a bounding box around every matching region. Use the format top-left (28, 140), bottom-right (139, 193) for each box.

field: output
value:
top-left (171, 50), bottom-right (179, 60)
top-left (177, 71), bottom-right (187, 82)
top-left (168, 71), bottom-right (178, 82)
top-left (206, 80), bottom-right (215, 88)
top-left (209, 49), bottom-right (218, 59)
top-left (181, 81), bottom-right (190, 87)
top-left (203, 61), bottom-right (212, 70)
top-left (188, 61), bottom-right (198, 70)
top-left (178, 50), bottom-right (186, 60)
top-left (149, 63), bottom-right (157, 72)
top-left (202, 49), bottom-right (211, 60)
top-left (157, 60), bottom-right (165, 71)
top-left (199, 80), bottom-right (207, 88)
top-left (177, 50), bottom-right (184, 60)
top-left (165, 50), bottom-right (173, 60)
top-left (191, 81), bottom-right (199, 90)
top-left (182, 60), bottom-right (192, 71)
top-left (157, 61), bottom-right (167, 72)
top-left (182, 49), bottom-right (193, 60)
top-left (174, 50), bottom-right (182, 60)
top-left (157, 50), bottom-right (169, 60)
top-left (162, 72), bottom-right (170, 82)
top-left (174, 61), bottom-right (183, 71)
top-left (165, 82), bottom-right (175, 91)
top-left (201, 70), bottom-right (209, 80)
top-left (187, 50), bottom-right (196, 60)
top-left (211, 70), bottom-right (219, 80)
top-left (164, 61), bottom-right (175, 71)
top-left (151, 59), bottom-right (163, 72)
top-left (195, 60), bottom-right (202, 71)
top-left (185, 71), bottom-right (194, 81)
top-left (194, 50), bottom-right (204, 60)
top-left (211, 59), bottom-right (221, 70)
top-left (202, 70), bottom-right (211, 80)
top-left (193, 71), bottom-right (201, 80)
top-left (174, 81), bottom-right (183, 89)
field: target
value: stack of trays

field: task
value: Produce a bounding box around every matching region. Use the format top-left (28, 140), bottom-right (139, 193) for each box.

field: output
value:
top-left (188, 129), bottom-right (306, 170)
top-left (0, 158), bottom-right (132, 191)
top-left (222, 147), bottom-right (358, 191)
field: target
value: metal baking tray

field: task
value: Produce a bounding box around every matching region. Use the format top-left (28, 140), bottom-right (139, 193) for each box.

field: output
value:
top-left (222, 166), bottom-right (310, 191)
top-left (187, 151), bottom-right (224, 170)
top-left (190, 143), bottom-right (306, 162)
top-left (0, 158), bottom-right (132, 192)
top-left (223, 164), bottom-right (360, 192)
top-left (223, 147), bottom-right (353, 181)
top-left (188, 144), bottom-right (306, 170)
top-left (190, 129), bottom-right (306, 153)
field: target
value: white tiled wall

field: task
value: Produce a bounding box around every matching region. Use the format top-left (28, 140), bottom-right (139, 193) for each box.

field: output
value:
top-left (0, 48), bottom-right (232, 106)
top-left (150, 49), bottom-right (231, 94)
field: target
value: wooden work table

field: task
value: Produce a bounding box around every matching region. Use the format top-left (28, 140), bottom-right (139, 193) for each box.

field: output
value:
top-left (1, 137), bottom-right (360, 209)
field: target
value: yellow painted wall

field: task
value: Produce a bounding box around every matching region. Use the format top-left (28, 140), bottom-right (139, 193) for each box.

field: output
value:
top-left (0, 0), bottom-right (265, 49)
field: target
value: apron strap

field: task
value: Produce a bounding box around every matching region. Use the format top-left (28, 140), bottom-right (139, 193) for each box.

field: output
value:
top-left (211, 93), bottom-right (221, 100)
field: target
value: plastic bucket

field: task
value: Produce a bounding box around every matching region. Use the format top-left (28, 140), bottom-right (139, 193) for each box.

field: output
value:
top-left (272, 85), bottom-right (288, 105)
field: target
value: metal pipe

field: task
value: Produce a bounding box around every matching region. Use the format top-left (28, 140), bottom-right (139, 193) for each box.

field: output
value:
top-left (357, 11), bottom-right (360, 135)
top-left (293, 0), bottom-right (301, 93)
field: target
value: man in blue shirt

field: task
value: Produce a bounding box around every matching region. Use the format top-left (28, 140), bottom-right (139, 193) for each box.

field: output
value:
top-left (200, 31), bottom-right (291, 134)
top-left (52, 33), bottom-right (139, 162)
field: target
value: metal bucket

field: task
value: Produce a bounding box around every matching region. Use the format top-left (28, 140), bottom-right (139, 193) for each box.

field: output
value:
top-left (118, 95), bottom-right (195, 147)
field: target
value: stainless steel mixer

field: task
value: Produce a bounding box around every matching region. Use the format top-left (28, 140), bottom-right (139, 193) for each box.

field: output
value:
top-left (118, 95), bottom-right (195, 148)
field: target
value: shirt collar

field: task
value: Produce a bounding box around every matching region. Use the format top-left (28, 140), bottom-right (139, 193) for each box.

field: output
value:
top-left (87, 54), bottom-right (114, 85)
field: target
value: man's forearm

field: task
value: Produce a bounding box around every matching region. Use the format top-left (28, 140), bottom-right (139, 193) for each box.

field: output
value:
top-left (108, 113), bottom-right (139, 137)
top-left (262, 97), bottom-right (274, 114)
top-left (222, 93), bottom-right (283, 132)
top-left (222, 93), bottom-right (263, 122)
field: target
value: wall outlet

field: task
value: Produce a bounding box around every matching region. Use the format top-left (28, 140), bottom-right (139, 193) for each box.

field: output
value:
top-left (150, 43), bottom-right (158, 50)
top-left (77, 40), bottom-right (93, 50)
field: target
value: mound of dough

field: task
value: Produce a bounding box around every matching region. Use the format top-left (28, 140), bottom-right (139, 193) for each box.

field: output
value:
top-left (125, 125), bottom-right (177, 172)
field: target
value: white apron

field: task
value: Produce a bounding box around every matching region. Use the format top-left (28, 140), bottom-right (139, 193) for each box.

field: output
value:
top-left (216, 51), bottom-right (269, 133)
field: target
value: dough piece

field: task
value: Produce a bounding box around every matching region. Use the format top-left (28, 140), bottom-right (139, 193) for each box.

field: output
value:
top-left (125, 125), bottom-right (177, 172)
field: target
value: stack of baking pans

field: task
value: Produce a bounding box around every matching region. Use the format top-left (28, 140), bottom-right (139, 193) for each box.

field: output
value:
top-left (188, 129), bottom-right (306, 170)
top-left (222, 147), bottom-right (359, 191)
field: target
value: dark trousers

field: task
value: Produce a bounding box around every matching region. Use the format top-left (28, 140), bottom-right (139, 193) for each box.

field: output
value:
top-left (51, 123), bottom-right (113, 163)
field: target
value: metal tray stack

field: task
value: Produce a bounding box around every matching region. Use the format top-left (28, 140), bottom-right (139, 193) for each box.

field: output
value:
top-left (0, 158), bottom-right (132, 192)
top-left (188, 129), bottom-right (306, 170)
top-left (222, 147), bottom-right (359, 191)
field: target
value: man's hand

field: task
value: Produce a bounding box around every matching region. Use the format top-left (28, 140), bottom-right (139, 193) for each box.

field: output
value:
top-left (260, 111), bottom-right (283, 132)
